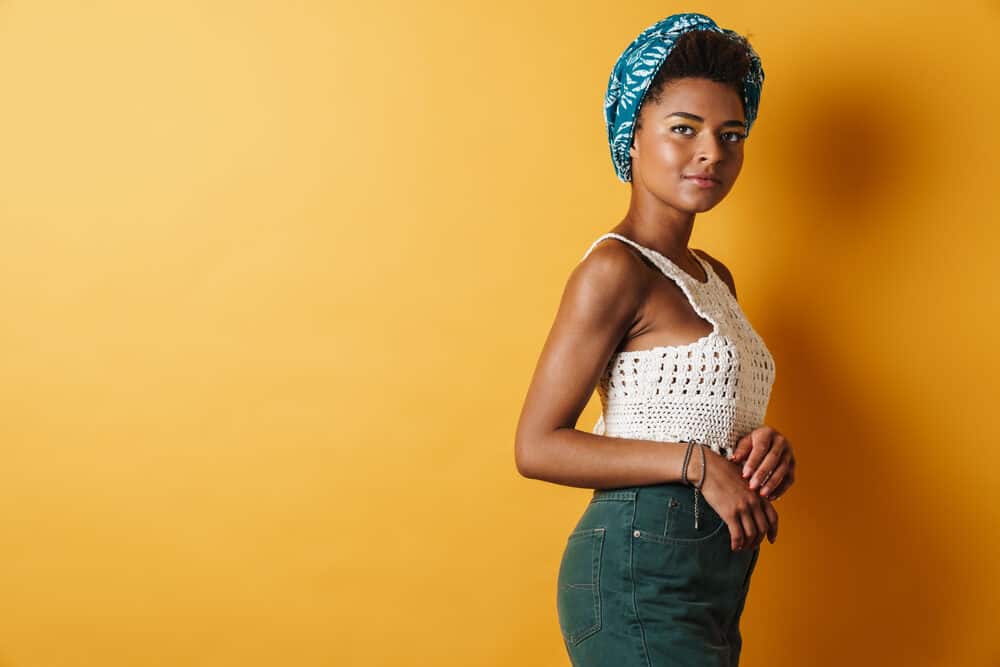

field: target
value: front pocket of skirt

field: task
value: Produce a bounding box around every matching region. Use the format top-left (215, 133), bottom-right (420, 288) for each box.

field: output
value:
top-left (555, 527), bottom-right (605, 645)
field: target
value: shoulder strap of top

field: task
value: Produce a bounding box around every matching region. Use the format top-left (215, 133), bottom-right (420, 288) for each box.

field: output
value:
top-left (582, 232), bottom-right (649, 262)
top-left (688, 248), bottom-right (711, 279)
top-left (582, 232), bottom-right (716, 288)
top-left (581, 233), bottom-right (687, 281)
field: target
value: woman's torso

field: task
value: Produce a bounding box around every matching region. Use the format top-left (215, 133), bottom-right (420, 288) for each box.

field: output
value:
top-left (580, 232), bottom-right (776, 458)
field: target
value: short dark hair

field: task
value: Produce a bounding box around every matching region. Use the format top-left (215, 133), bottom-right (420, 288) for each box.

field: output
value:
top-left (634, 29), bottom-right (754, 134)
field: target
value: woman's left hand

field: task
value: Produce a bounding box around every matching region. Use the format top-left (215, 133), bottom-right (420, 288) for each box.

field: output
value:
top-left (730, 426), bottom-right (795, 501)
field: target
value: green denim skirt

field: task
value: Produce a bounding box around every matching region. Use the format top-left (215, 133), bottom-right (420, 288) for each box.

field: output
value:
top-left (556, 483), bottom-right (761, 667)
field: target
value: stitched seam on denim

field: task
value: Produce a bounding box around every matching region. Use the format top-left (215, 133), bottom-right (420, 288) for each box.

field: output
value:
top-left (661, 497), bottom-right (678, 537)
top-left (562, 529), bottom-right (600, 644)
top-left (565, 528), bottom-right (604, 644)
top-left (629, 498), bottom-right (653, 667)
top-left (591, 489), bottom-right (637, 503)
top-left (567, 528), bottom-right (603, 540)
top-left (594, 529), bottom-right (603, 637)
top-left (635, 515), bottom-right (727, 544)
top-left (723, 547), bottom-right (760, 645)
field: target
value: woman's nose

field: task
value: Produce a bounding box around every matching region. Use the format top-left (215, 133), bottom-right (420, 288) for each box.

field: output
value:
top-left (697, 135), bottom-right (724, 162)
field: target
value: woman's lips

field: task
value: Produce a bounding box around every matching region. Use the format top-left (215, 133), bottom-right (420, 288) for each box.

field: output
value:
top-left (684, 176), bottom-right (720, 189)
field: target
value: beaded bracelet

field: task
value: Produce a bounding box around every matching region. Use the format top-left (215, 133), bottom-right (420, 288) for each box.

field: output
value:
top-left (679, 438), bottom-right (708, 530)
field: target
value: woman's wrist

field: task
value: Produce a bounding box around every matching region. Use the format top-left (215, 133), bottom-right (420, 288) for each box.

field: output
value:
top-left (679, 440), bottom-right (709, 487)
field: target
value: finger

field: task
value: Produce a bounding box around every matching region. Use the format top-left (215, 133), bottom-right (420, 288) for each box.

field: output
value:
top-left (748, 450), bottom-right (781, 490)
top-left (750, 433), bottom-right (786, 489)
top-left (767, 470), bottom-right (794, 501)
top-left (781, 447), bottom-right (795, 489)
top-left (728, 516), bottom-right (747, 552)
top-left (738, 506), bottom-right (759, 551)
top-left (741, 429), bottom-right (774, 480)
top-left (758, 462), bottom-right (786, 498)
top-left (750, 498), bottom-right (769, 549)
top-left (763, 500), bottom-right (779, 543)
top-left (747, 496), bottom-right (770, 549)
top-left (750, 452), bottom-right (789, 498)
top-left (730, 433), bottom-right (752, 463)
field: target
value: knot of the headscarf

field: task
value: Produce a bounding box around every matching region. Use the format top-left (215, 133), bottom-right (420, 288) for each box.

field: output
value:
top-left (603, 13), bottom-right (765, 183)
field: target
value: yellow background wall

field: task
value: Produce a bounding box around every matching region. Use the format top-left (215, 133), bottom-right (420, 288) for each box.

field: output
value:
top-left (1, 1), bottom-right (997, 665)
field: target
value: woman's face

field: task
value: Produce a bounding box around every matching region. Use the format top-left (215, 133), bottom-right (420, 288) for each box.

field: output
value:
top-left (629, 77), bottom-right (747, 213)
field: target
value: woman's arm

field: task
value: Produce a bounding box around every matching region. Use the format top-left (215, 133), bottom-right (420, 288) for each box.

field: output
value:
top-left (514, 240), bottom-right (720, 489)
top-left (516, 425), bottom-right (711, 489)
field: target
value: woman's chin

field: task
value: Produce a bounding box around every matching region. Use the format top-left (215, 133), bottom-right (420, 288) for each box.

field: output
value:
top-left (676, 195), bottom-right (725, 214)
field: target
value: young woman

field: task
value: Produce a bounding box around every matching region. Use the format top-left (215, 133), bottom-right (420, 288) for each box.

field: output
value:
top-left (514, 13), bottom-right (797, 666)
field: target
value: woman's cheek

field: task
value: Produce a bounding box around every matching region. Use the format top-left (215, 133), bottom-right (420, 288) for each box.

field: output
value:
top-left (654, 141), bottom-right (685, 167)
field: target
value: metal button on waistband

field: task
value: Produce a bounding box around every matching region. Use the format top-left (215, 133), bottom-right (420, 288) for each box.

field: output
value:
top-left (633, 530), bottom-right (640, 537)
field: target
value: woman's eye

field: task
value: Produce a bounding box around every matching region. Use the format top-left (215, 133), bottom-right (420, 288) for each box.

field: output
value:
top-left (671, 125), bottom-right (745, 143)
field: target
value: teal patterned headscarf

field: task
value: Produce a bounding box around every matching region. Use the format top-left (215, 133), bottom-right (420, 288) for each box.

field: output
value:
top-left (604, 13), bottom-right (765, 183)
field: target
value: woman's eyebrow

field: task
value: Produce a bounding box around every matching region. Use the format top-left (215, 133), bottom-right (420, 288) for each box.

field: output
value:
top-left (664, 111), bottom-right (745, 128)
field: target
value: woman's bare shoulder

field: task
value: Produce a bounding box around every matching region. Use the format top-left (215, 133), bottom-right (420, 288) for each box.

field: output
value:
top-left (571, 237), bottom-right (651, 312)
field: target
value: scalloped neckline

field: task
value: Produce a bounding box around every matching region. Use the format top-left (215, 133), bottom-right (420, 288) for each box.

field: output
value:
top-left (613, 331), bottom-right (720, 356)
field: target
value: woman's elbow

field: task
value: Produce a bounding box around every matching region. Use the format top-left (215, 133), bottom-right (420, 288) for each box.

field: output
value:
top-left (514, 435), bottom-right (542, 479)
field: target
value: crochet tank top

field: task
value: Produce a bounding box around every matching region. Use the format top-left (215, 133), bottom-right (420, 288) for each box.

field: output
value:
top-left (581, 233), bottom-right (776, 460)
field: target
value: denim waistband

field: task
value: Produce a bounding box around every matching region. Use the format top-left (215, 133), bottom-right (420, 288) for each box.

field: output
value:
top-left (592, 482), bottom-right (721, 521)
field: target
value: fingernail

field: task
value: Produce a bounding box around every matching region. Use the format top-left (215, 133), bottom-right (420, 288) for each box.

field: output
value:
top-left (742, 466), bottom-right (750, 476)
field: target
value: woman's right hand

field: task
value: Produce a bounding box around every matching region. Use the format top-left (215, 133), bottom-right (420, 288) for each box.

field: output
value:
top-left (696, 447), bottom-right (779, 551)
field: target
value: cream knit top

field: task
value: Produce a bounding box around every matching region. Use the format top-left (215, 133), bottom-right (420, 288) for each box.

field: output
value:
top-left (581, 233), bottom-right (776, 460)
